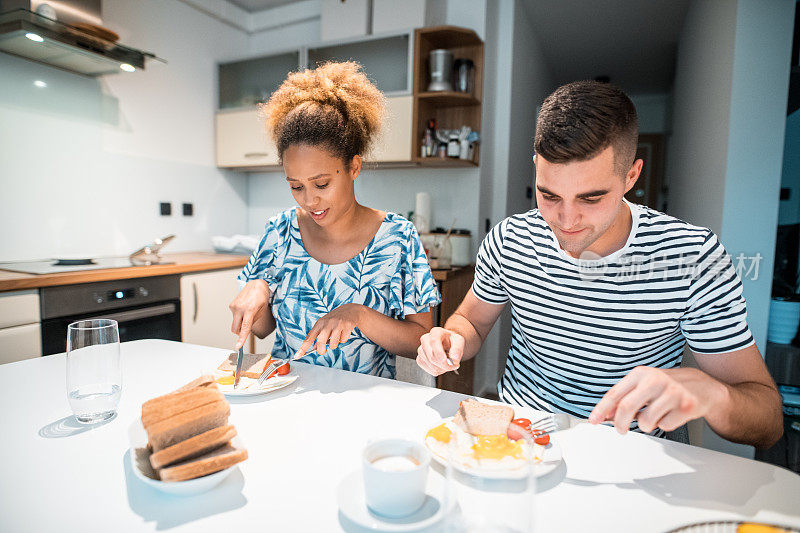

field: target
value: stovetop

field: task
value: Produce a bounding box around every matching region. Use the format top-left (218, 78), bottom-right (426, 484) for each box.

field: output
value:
top-left (0, 257), bottom-right (174, 275)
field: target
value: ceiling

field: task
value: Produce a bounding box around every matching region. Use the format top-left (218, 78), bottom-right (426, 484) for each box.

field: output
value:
top-left (227, 0), bottom-right (299, 12)
top-left (223, 0), bottom-right (691, 94)
top-left (520, 0), bottom-right (691, 94)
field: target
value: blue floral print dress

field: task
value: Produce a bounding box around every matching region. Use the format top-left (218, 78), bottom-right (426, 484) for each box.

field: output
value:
top-left (238, 208), bottom-right (441, 378)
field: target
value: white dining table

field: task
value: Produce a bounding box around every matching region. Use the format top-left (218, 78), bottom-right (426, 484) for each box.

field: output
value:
top-left (1, 339), bottom-right (798, 532)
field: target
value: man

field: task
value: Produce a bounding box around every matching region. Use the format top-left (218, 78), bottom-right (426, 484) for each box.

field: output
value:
top-left (416, 81), bottom-right (782, 448)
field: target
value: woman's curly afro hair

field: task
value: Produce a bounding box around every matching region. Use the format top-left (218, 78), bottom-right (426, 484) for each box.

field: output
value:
top-left (261, 61), bottom-right (386, 166)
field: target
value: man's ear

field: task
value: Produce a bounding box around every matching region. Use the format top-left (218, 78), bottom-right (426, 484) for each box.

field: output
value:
top-left (624, 158), bottom-right (644, 194)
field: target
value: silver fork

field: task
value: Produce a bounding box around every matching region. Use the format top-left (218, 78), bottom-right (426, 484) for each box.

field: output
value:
top-left (256, 358), bottom-right (290, 387)
top-left (530, 414), bottom-right (558, 435)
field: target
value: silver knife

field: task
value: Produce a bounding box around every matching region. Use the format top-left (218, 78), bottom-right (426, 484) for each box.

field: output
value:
top-left (233, 346), bottom-right (244, 389)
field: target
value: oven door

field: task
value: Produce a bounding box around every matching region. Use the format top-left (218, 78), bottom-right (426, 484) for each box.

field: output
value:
top-left (40, 300), bottom-right (181, 355)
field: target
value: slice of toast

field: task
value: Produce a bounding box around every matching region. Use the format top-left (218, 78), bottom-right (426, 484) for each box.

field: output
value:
top-left (145, 399), bottom-right (230, 451)
top-left (453, 399), bottom-right (514, 436)
top-left (141, 385), bottom-right (224, 430)
top-left (158, 442), bottom-right (248, 482)
top-left (172, 374), bottom-right (216, 393)
top-left (150, 425), bottom-right (237, 470)
top-left (217, 352), bottom-right (271, 379)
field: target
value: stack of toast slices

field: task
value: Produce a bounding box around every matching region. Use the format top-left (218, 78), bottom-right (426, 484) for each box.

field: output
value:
top-left (140, 375), bottom-right (248, 482)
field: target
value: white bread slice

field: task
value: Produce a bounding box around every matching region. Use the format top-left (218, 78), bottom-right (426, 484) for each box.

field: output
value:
top-left (145, 399), bottom-right (230, 451)
top-left (150, 425), bottom-right (237, 470)
top-left (158, 442), bottom-right (248, 482)
top-left (453, 399), bottom-right (514, 436)
top-left (217, 352), bottom-right (271, 379)
top-left (141, 386), bottom-right (224, 430)
top-left (172, 374), bottom-right (216, 393)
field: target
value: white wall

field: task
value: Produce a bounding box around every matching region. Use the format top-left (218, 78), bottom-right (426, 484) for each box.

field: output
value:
top-left (0, 0), bottom-right (250, 261)
top-left (630, 94), bottom-right (671, 134)
top-left (471, 0), bottom-right (556, 397)
top-left (667, 0), bottom-right (795, 457)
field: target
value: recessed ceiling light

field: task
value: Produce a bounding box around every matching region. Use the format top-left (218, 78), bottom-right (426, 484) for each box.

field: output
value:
top-left (120, 63), bottom-right (135, 72)
top-left (34, 80), bottom-right (47, 88)
top-left (25, 32), bottom-right (44, 42)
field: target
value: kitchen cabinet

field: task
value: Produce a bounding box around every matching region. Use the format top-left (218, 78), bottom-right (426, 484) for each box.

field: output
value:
top-left (412, 26), bottom-right (484, 167)
top-left (215, 108), bottom-right (278, 168)
top-left (371, 96), bottom-right (414, 162)
top-left (218, 50), bottom-right (301, 110)
top-left (0, 290), bottom-right (41, 364)
top-left (307, 33), bottom-right (412, 95)
top-left (180, 268), bottom-right (242, 350)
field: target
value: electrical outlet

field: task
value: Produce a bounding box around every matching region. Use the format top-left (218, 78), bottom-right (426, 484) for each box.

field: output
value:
top-left (182, 202), bottom-right (194, 216)
top-left (160, 202), bottom-right (171, 216)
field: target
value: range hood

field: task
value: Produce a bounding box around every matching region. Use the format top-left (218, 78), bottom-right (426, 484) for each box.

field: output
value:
top-left (0, 8), bottom-right (163, 76)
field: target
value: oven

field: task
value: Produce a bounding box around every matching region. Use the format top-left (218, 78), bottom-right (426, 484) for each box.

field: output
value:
top-left (40, 275), bottom-right (181, 355)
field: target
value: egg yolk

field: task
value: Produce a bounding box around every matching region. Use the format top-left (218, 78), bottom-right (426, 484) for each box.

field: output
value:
top-left (471, 435), bottom-right (523, 460)
top-left (737, 525), bottom-right (783, 533)
top-left (215, 375), bottom-right (234, 385)
top-left (426, 423), bottom-right (452, 443)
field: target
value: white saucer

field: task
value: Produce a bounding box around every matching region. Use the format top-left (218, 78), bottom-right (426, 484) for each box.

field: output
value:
top-left (337, 470), bottom-right (451, 532)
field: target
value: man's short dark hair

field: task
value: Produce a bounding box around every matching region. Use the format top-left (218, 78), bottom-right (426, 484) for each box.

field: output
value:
top-left (534, 81), bottom-right (638, 175)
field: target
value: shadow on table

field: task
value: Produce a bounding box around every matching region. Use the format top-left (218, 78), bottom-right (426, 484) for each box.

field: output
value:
top-left (122, 450), bottom-right (247, 530)
top-left (39, 413), bottom-right (117, 438)
top-left (563, 438), bottom-right (799, 518)
top-left (424, 389), bottom-right (471, 419)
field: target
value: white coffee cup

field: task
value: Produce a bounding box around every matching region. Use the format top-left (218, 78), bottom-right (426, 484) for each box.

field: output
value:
top-left (362, 438), bottom-right (430, 517)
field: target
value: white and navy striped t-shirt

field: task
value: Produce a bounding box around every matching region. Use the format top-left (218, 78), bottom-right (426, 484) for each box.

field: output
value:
top-left (472, 200), bottom-right (754, 431)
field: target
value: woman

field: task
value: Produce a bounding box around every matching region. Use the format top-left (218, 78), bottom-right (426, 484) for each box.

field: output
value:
top-left (229, 61), bottom-right (440, 378)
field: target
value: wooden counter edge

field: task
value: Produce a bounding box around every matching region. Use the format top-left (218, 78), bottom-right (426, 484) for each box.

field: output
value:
top-left (0, 253), bottom-right (249, 292)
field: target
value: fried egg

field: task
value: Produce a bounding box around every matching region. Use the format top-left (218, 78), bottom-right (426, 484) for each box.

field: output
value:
top-left (425, 419), bottom-right (543, 472)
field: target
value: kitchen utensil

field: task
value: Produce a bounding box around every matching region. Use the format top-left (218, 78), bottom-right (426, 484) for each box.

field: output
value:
top-left (453, 58), bottom-right (475, 94)
top-left (233, 346), bottom-right (244, 389)
top-left (67, 319), bottom-right (121, 423)
top-left (129, 234), bottom-right (175, 265)
top-left (449, 230), bottom-right (471, 266)
top-left (337, 469), bottom-right (450, 532)
top-left (128, 419), bottom-right (241, 496)
top-left (427, 49), bottom-right (453, 92)
top-left (257, 357), bottom-right (290, 387)
top-left (414, 192), bottom-right (431, 234)
top-left (362, 439), bottom-right (430, 518)
top-left (447, 133), bottom-right (460, 157)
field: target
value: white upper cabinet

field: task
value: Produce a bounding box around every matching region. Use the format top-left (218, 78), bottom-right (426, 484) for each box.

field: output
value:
top-left (215, 31), bottom-right (415, 170)
top-left (371, 96), bottom-right (413, 162)
top-left (215, 109), bottom-right (278, 168)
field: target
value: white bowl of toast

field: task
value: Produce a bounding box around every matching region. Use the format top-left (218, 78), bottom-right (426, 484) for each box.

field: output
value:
top-left (128, 375), bottom-right (248, 496)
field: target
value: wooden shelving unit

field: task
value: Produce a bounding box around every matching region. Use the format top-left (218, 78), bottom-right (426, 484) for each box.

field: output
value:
top-left (412, 26), bottom-right (484, 168)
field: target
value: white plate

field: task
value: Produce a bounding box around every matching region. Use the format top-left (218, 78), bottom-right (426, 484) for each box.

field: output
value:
top-left (337, 469), bottom-right (451, 532)
top-left (127, 419), bottom-right (239, 496)
top-left (424, 417), bottom-right (563, 480)
top-left (215, 374), bottom-right (298, 397)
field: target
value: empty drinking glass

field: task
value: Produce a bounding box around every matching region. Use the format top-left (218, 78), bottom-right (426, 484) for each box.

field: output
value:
top-left (66, 319), bottom-right (122, 424)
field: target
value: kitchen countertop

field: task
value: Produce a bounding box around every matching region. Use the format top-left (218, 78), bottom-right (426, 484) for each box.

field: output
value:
top-left (0, 252), bottom-right (249, 292)
top-left (1, 339), bottom-right (799, 532)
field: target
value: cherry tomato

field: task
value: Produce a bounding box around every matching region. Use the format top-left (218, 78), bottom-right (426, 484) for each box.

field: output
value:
top-left (507, 418), bottom-right (532, 440)
top-left (534, 434), bottom-right (550, 445)
top-left (512, 418), bottom-right (532, 430)
top-left (277, 362), bottom-right (290, 375)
